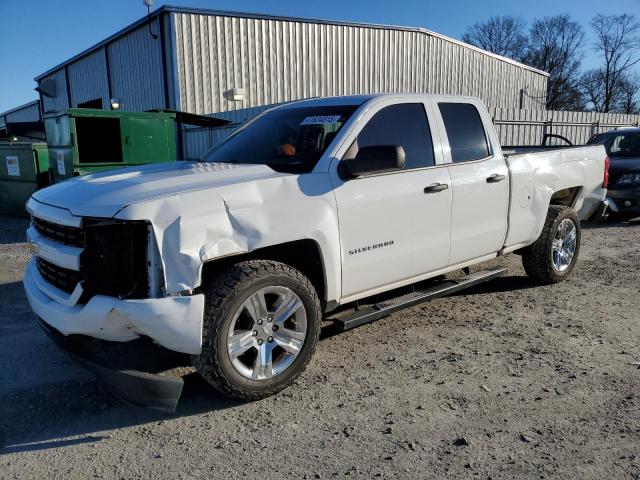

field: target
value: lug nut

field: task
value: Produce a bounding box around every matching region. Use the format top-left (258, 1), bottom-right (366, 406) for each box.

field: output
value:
top-left (268, 336), bottom-right (273, 343)
top-left (257, 339), bottom-right (263, 345)
top-left (267, 316), bottom-right (273, 323)
top-left (252, 330), bottom-right (258, 336)
top-left (272, 325), bottom-right (278, 331)
top-left (257, 319), bottom-right (263, 325)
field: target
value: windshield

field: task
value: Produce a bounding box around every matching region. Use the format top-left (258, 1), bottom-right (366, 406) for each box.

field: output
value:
top-left (589, 132), bottom-right (640, 157)
top-left (203, 105), bottom-right (358, 173)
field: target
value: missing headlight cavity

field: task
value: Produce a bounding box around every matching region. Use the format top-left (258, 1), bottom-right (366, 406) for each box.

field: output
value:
top-left (81, 219), bottom-right (150, 301)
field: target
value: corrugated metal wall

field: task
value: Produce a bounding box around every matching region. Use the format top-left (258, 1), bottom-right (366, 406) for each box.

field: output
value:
top-left (172, 12), bottom-right (548, 116)
top-left (68, 49), bottom-right (109, 108)
top-left (37, 19), bottom-right (166, 113)
top-left (40, 69), bottom-right (69, 112)
top-left (2, 101), bottom-right (41, 124)
top-left (36, 10), bottom-right (548, 119)
top-left (493, 108), bottom-right (640, 146)
top-left (183, 104), bottom-right (275, 158)
top-left (107, 20), bottom-right (166, 112)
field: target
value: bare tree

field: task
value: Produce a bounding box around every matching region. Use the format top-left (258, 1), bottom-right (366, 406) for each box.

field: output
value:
top-left (579, 69), bottom-right (640, 113)
top-left (615, 73), bottom-right (640, 114)
top-left (590, 13), bottom-right (640, 112)
top-left (462, 16), bottom-right (528, 60)
top-left (579, 69), bottom-right (607, 112)
top-left (522, 15), bottom-right (585, 110)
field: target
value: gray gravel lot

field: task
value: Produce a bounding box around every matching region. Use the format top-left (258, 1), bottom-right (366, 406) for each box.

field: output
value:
top-left (1, 215), bottom-right (639, 479)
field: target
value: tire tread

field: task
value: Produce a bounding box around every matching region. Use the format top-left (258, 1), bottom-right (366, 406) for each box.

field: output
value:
top-left (522, 205), bottom-right (580, 284)
top-left (193, 260), bottom-right (321, 401)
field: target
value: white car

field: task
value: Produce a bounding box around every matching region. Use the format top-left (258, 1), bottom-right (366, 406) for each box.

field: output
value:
top-left (24, 94), bottom-right (608, 409)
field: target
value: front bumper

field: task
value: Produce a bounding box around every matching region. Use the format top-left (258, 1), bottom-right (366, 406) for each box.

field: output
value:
top-left (24, 259), bottom-right (205, 355)
top-left (38, 319), bottom-right (186, 412)
top-left (607, 187), bottom-right (640, 215)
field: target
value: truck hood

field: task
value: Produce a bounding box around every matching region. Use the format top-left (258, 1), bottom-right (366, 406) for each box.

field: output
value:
top-left (32, 161), bottom-right (290, 218)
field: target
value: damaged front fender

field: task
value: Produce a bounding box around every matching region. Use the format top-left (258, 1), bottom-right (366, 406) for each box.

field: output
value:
top-left (115, 169), bottom-right (342, 303)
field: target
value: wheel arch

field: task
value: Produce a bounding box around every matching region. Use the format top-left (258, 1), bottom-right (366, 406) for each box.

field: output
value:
top-left (549, 186), bottom-right (583, 209)
top-left (200, 239), bottom-right (331, 311)
top-left (521, 204), bottom-right (581, 284)
top-left (529, 185), bottom-right (583, 243)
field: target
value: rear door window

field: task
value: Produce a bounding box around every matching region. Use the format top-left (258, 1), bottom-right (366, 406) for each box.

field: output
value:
top-left (356, 103), bottom-right (435, 169)
top-left (438, 103), bottom-right (490, 163)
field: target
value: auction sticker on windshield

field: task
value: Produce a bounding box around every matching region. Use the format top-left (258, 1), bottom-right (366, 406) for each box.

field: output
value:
top-left (300, 115), bottom-right (342, 126)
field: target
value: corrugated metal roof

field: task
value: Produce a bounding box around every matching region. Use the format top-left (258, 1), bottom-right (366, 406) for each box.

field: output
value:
top-left (35, 5), bottom-right (549, 81)
top-left (0, 100), bottom-right (40, 117)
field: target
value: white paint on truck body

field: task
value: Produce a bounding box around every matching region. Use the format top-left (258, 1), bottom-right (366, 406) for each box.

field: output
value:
top-left (23, 93), bottom-right (608, 355)
top-left (503, 146), bottom-right (607, 249)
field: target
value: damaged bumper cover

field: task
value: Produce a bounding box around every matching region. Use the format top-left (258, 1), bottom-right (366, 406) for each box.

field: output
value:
top-left (38, 318), bottom-right (185, 412)
top-left (24, 259), bottom-right (205, 355)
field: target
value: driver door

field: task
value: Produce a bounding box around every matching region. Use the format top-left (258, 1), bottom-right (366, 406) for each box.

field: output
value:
top-left (330, 101), bottom-right (452, 300)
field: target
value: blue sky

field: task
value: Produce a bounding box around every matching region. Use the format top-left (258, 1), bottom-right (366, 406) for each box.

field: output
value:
top-left (0, 0), bottom-right (638, 112)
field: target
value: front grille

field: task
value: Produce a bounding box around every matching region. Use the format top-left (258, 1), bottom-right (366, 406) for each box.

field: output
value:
top-left (36, 257), bottom-right (84, 294)
top-left (32, 216), bottom-right (151, 302)
top-left (33, 217), bottom-right (84, 247)
top-left (83, 221), bottom-right (149, 300)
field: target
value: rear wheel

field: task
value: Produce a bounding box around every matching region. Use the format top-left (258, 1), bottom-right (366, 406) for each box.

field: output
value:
top-left (193, 260), bottom-right (321, 400)
top-left (522, 206), bottom-right (581, 284)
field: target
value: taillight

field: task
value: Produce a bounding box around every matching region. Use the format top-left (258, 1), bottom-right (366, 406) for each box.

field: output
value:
top-left (603, 156), bottom-right (610, 189)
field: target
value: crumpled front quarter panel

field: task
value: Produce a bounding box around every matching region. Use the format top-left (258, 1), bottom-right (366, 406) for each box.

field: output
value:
top-left (116, 172), bottom-right (341, 300)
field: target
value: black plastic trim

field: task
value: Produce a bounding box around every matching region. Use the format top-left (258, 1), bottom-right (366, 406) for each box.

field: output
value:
top-left (37, 318), bottom-right (184, 412)
top-left (330, 267), bottom-right (507, 331)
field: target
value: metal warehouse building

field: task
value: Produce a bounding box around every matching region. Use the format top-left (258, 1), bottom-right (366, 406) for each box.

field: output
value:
top-left (0, 100), bottom-right (44, 141)
top-left (34, 6), bottom-right (549, 156)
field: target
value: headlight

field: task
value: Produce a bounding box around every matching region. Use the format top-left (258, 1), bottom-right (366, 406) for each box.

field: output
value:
top-left (83, 219), bottom-right (151, 300)
top-left (617, 173), bottom-right (640, 185)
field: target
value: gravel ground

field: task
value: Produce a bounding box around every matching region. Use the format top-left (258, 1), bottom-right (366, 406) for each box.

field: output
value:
top-left (1, 215), bottom-right (639, 480)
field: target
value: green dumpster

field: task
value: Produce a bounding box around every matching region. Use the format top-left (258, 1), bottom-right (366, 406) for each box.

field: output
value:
top-left (0, 143), bottom-right (50, 216)
top-left (44, 108), bottom-right (177, 182)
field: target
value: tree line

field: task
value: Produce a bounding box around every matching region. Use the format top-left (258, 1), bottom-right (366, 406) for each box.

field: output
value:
top-left (462, 14), bottom-right (640, 113)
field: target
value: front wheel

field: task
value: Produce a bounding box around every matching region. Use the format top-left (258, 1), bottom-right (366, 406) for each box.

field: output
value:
top-left (522, 205), bottom-right (581, 284)
top-left (193, 260), bottom-right (321, 400)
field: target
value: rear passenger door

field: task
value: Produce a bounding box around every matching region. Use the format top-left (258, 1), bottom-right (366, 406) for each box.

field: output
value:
top-left (331, 100), bottom-right (452, 300)
top-left (434, 100), bottom-right (509, 265)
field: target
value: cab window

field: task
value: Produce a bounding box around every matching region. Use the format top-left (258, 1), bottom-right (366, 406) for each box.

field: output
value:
top-left (355, 103), bottom-right (435, 169)
top-left (438, 103), bottom-right (490, 162)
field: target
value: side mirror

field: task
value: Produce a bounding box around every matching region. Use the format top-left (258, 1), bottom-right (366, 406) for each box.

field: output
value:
top-left (341, 145), bottom-right (406, 178)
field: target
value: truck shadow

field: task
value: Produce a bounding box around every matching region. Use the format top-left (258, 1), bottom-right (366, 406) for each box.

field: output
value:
top-left (582, 218), bottom-right (639, 230)
top-left (0, 371), bottom-right (242, 455)
top-left (0, 216), bottom-right (30, 245)
top-left (0, 277), bottom-right (243, 455)
top-left (448, 275), bottom-right (539, 296)
top-left (0, 273), bottom-right (557, 454)
top-left (319, 273), bottom-right (538, 341)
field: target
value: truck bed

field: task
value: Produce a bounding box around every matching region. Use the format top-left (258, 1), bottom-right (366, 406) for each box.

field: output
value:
top-left (501, 144), bottom-right (607, 251)
top-left (502, 145), bottom-right (577, 157)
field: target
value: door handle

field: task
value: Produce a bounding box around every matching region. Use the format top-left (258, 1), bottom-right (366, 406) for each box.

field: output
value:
top-left (486, 174), bottom-right (506, 183)
top-left (424, 183), bottom-right (449, 193)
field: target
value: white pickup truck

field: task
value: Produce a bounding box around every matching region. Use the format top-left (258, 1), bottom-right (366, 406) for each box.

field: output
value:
top-left (24, 94), bottom-right (608, 409)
